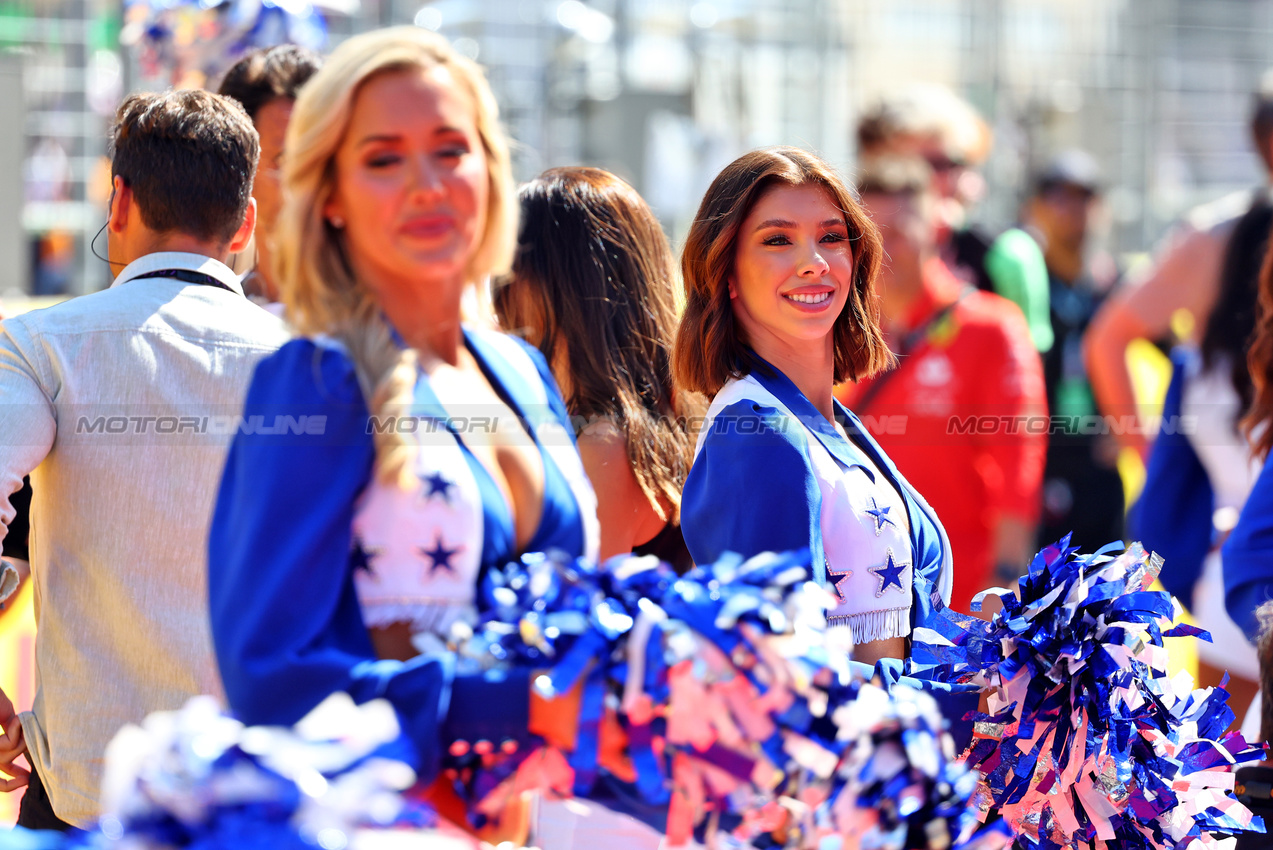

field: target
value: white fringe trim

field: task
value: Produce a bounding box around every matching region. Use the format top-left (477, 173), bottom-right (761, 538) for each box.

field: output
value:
top-left (827, 607), bottom-right (910, 644)
top-left (359, 601), bottom-right (471, 636)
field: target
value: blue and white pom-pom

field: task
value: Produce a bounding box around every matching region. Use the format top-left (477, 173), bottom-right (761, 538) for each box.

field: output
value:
top-left (105, 693), bottom-right (424, 849)
top-left (828, 682), bottom-right (1013, 850)
top-left (448, 549), bottom-right (999, 849)
top-left (912, 537), bottom-right (1266, 850)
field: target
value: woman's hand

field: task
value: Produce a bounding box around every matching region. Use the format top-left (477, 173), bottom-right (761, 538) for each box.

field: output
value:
top-left (0, 686), bottom-right (29, 792)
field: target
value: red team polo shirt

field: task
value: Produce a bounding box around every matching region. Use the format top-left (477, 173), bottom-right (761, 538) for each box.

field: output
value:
top-left (838, 259), bottom-right (1047, 613)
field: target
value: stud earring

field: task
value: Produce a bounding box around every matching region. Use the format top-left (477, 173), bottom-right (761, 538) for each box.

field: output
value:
top-left (329, 215), bottom-right (345, 229)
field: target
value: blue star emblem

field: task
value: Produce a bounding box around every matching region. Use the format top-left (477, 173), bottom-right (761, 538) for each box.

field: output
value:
top-left (350, 538), bottom-right (381, 577)
top-left (867, 549), bottom-right (910, 598)
top-left (419, 536), bottom-right (461, 576)
top-left (864, 497), bottom-right (895, 537)
top-left (421, 471), bottom-right (455, 504)
top-left (824, 558), bottom-right (854, 603)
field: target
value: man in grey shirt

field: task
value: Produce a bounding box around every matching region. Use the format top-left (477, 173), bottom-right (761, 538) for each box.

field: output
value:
top-left (0, 89), bottom-right (288, 829)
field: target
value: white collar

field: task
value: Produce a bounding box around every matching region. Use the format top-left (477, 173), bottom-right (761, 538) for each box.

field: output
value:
top-left (110, 252), bottom-right (245, 296)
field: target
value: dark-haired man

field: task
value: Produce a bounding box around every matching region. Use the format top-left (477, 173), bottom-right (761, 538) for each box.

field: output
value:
top-left (839, 157), bottom-right (1047, 615)
top-left (0, 89), bottom-right (288, 829)
top-left (218, 44), bottom-right (322, 308)
top-left (857, 85), bottom-right (1054, 356)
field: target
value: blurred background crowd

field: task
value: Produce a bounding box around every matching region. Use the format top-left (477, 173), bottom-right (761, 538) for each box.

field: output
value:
top-left (4, 0), bottom-right (1273, 824)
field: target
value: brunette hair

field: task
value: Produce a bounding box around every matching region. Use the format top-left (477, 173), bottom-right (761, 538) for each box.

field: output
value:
top-left (110, 89), bottom-right (258, 244)
top-left (1202, 194), bottom-right (1271, 432)
top-left (217, 44), bottom-right (323, 123)
top-left (1242, 236), bottom-right (1273, 460)
top-left (275, 27), bottom-right (516, 485)
top-left (1252, 71), bottom-right (1273, 172)
top-left (673, 146), bottom-right (892, 397)
top-left (1255, 601), bottom-right (1273, 742)
top-left (494, 167), bottom-right (691, 522)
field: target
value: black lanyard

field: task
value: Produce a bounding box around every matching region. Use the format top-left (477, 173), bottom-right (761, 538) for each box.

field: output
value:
top-left (129, 268), bottom-right (241, 295)
top-left (853, 287), bottom-right (972, 415)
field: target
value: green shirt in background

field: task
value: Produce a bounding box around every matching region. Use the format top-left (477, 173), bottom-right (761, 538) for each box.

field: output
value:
top-left (984, 227), bottom-right (1055, 353)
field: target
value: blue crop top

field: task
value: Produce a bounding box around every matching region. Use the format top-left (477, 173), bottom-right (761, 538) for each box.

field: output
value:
top-left (208, 327), bottom-right (598, 769)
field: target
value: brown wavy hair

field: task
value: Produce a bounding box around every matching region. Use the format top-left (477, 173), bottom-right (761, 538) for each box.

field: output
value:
top-left (494, 167), bottom-right (691, 523)
top-left (1242, 236), bottom-right (1273, 460)
top-left (673, 146), bottom-right (893, 397)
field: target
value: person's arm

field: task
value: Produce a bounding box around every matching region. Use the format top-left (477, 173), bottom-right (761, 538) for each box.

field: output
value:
top-left (1224, 460), bottom-right (1273, 641)
top-left (0, 318), bottom-right (54, 791)
top-left (0, 686), bottom-right (28, 792)
top-left (1084, 225), bottom-right (1224, 457)
top-left (0, 321), bottom-right (54, 578)
top-left (980, 310), bottom-right (1048, 575)
top-left (209, 341), bottom-right (532, 778)
top-left (984, 228), bottom-right (1054, 354)
top-left (577, 421), bottom-right (662, 561)
top-left (681, 401), bottom-right (822, 568)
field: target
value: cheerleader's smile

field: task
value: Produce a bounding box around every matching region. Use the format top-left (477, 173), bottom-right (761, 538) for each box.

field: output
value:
top-left (782, 285), bottom-right (836, 311)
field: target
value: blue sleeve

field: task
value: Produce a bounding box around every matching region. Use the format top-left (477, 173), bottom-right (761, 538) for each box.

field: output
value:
top-left (681, 401), bottom-right (822, 572)
top-left (1127, 350), bottom-right (1214, 602)
top-left (209, 340), bottom-right (531, 776)
top-left (1224, 462), bottom-right (1273, 640)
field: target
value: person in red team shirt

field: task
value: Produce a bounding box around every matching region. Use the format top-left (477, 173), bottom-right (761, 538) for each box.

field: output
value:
top-left (839, 157), bottom-right (1047, 614)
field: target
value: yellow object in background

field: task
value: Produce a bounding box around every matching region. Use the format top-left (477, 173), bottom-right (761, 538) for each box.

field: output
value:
top-left (1121, 337), bottom-right (1173, 508)
top-left (1170, 308), bottom-right (1197, 345)
top-left (0, 579), bottom-right (36, 825)
top-left (1155, 578), bottom-right (1201, 684)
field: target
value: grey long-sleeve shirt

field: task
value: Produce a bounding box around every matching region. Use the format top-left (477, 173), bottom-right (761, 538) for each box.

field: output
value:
top-left (0, 251), bottom-right (288, 826)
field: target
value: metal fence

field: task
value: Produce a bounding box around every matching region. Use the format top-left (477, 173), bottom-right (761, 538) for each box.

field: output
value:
top-left (7, 0), bottom-right (1273, 294)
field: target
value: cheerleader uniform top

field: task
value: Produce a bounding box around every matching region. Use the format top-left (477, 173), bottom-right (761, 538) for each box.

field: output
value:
top-left (681, 356), bottom-right (954, 646)
top-left (208, 327), bottom-right (599, 771)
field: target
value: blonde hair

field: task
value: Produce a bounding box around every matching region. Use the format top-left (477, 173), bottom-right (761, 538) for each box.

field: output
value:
top-left (273, 26), bottom-right (517, 485)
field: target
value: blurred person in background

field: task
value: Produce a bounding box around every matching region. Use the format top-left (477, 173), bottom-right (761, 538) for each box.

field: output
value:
top-left (1022, 151), bottom-right (1125, 553)
top-left (1223, 231), bottom-right (1273, 648)
top-left (218, 43), bottom-right (323, 311)
top-left (0, 89), bottom-right (287, 830)
top-left (494, 167), bottom-right (694, 571)
top-left (857, 84), bottom-right (1054, 355)
top-left (1086, 73), bottom-right (1273, 459)
top-left (1130, 160), bottom-right (1271, 713)
top-left (841, 157), bottom-right (1047, 615)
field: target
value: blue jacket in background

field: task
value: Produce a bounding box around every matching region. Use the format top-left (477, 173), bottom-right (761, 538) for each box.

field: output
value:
top-left (1129, 348), bottom-right (1214, 603)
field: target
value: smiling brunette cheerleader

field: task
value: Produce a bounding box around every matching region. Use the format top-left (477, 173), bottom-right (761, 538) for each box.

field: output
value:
top-left (675, 146), bottom-right (954, 666)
